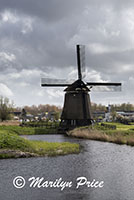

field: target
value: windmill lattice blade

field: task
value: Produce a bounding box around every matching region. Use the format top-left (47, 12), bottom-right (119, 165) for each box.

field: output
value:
top-left (41, 78), bottom-right (71, 87)
top-left (86, 82), bottom-right (121, 86)
top-left (77, 45), bottom-right (86, 80)
top-left (80, 45), bottom-right (86, 79)
top-left (86, 82), bottom-right (121, 92)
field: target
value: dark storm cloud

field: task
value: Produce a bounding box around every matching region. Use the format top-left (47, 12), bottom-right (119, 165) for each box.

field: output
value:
top-left (0, 0), bottom-right (134, 105)
top-left (0, 0), bottom-right (89, 22)
top-left (0, 0), bottom-right (134, 18)
top-left (0, 0), bottom-right (133, 72)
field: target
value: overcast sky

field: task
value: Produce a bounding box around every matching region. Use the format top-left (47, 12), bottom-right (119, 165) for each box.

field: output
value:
top-left (0, 0), bottom-right (134, 107)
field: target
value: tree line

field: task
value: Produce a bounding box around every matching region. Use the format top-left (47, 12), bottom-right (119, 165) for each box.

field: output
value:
top-left (15, 104), bottom-right (62, 115)
top-left (91, 103), bottom-right (134, 112)
top-left (0, 95), bottom-right (134, 121)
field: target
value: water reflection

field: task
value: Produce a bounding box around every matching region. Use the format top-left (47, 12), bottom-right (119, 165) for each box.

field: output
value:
top-left (0, 135), bottom-right (134, 200)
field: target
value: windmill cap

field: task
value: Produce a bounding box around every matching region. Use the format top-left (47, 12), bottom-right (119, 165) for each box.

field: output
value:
top-left (64, 79), bottom-right (89, 92)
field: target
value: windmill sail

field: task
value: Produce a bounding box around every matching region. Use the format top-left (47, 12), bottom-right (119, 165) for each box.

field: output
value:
top-left (41, 78), bottom-right (71, 87)
top-left (86, 82), bottom-right (121, 92)
top-left (76, 45), bottom-right (86, 80)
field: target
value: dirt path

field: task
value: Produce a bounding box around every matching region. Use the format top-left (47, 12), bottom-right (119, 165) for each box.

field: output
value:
top-left (0, 120), bottom-right (20, 126)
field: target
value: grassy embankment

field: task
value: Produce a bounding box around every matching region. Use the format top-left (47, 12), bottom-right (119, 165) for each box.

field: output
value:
top-left (0, 126), bottom-right (79, 159)
top-left (68, 122), bottom-right (134, 146)
top-left (0, 123), bottom-right (59, 135)
top-left (0, 125), bottom-right (35, 135)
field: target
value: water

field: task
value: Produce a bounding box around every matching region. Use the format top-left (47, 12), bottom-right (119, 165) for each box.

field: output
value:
top-left (0, 134), bottom-right (134, 200)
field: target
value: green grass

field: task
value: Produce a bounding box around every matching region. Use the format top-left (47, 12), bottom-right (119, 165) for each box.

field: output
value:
top-left (29, 140), bottom-right (79, 156)
top-left (96, 123), bottom-right (134, 140)
top-left (0, 126), bottom-right (35, 135)
top-left (0, 131), bottom-right (80, 159)
top-left (0, 125), bottom-right (58, 135)
top-left (102, 122), bottom-right (134, 131)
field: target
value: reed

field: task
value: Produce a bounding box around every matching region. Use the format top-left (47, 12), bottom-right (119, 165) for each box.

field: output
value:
top-left (68, 126), bottom-right (134, 147)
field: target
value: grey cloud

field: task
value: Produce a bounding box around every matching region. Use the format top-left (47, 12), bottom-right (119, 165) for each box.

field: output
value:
top-left (0, 0), bottom-right (133, 105)
top-left (0, 0), bottom-right (89, 22)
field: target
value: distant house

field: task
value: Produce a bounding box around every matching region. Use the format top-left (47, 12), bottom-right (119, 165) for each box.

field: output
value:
top-left (47, 111), bottom-right (56, 121)
top-left (11, 111), bottom-right (21, 120)
top-left (13, 111), bottom-right (21, 116)
top-left (26, 114), bottom-right (34, 120)
top-left (35, 113), bottom-right (46, 121)
top-left (92, 111), bottom-right (106, 119)
top-left (116, 111), bottom-right (134, 117)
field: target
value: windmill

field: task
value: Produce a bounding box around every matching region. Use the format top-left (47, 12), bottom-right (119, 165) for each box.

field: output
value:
top-left (41, 45), bottom-right (121, 128)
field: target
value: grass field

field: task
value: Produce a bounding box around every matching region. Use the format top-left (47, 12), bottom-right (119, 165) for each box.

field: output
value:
top-left (0, 125), bottom-right (59, 135)
top-left (103, 122), bottom-right (134, 131)
top-left (0, 125), bottom-right (35, 135)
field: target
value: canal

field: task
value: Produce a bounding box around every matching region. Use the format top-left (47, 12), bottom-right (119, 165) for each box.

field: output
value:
top-left (0, 134), bottom-right (134, 200)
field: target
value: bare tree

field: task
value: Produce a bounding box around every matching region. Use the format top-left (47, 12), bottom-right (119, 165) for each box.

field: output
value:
top-left (0, 96), bottom-right (13, 121)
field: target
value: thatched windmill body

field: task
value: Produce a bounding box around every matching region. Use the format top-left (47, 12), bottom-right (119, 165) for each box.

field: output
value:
top-left (41, 45), bottom-right (121, 128)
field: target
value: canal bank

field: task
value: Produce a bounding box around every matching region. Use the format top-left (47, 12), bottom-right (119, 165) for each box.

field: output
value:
top-left (68, 123), bottom-right (134, 147)
top-left (0, 131), bottom-right (79, 159)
